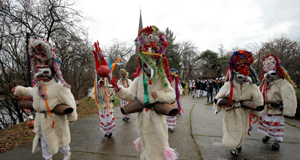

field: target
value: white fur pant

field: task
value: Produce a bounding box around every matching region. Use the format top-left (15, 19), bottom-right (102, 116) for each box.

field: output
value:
top-left (41, 133), bottom-right (70, 159)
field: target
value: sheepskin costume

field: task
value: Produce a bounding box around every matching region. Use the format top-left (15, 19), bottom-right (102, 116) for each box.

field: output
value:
top-left (213, 50), bottom-right (263, 156)
top-left (13, 39), bottom-right (77, 157)
top-left (115, 26), bottom-right (178, 160)
top-left (117, 69), bottom-right (133, 121)
top-left (258, 54), bottom-right (297, 145)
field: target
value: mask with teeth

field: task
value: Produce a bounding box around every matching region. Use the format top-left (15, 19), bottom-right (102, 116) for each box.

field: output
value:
top-left (28, 39), bottom-right (70, 99)
top-left (264, 70), bottom-right (279, 82)
top-left (234, 72), bottom-right (252, 84)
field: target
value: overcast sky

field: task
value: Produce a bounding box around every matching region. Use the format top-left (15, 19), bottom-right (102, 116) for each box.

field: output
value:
top-left (78, 0), bottom-right (300, 52)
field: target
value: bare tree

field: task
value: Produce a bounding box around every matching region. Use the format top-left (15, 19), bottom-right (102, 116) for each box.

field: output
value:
top-left (103, 39), bottom-right (134, 79)
top-left (0, 0), bottom-right (91, 128)
top-left (179, 41), bottom-right (200, 80)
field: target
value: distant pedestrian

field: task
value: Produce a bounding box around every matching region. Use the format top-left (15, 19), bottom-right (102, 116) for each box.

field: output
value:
top-left (191, 80), bottom-right (196, 98)
top-left (181, 80), bottom-right (186, 96)
top-left (206, 79), bottom-right (214, 103)
top-left (195, 78), bottom-right (201, 98)
top-left (215, 79), bottom-right (220, 94)
top-left (202, 79), bottom-right (207, 97)
top-left (188, 80), bottom-right (192, 95)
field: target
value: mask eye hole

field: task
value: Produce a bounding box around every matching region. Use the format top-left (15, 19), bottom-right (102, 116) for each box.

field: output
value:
top-left (238, 76), bottom-right (243, 79)
top-left (270, 72), bottom-right (277, 76)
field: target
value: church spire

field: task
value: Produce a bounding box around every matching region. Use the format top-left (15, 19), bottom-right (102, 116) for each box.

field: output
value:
top-left (135, 9), bottom-right (143, 55)
top-left (138, 8), bottom-right (143, 35)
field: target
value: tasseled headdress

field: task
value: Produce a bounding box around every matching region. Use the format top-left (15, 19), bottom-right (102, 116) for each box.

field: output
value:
top-left (29, 39), bottom-right (70, 99)
top-left (224, 50), bottom-right (255, 106)
top-left (133, 25), bottom-right (172, 87)
top-left (259, 54), bottom-right (296, 102)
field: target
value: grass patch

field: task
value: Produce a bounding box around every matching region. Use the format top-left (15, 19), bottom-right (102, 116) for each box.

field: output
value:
top-left (0, 96), bottom-right (120, 155)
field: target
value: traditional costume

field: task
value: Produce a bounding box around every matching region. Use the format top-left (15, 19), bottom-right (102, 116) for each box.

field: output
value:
top-left (13, 39), bottom-right (77, 160)
top-left (166, 68), bottom-right (183, 132)
top-left (117, 69), bottom-right (133, 121)
top-left (213, 50), bottom-right (264, 157)
top-left (258, 54), bottom-right (297, 150)
top-left (89, 42), bottom-right (120, 138)
top-left (115, 26), bottom-right (178, 160)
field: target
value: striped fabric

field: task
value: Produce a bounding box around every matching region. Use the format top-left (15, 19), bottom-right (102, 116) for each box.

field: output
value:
top-left (258, 113), bottom-right (284, 141)
top-left (121, 100), bottom-right (132, 119)
top-left (166, 116), bottom-right (177, 129)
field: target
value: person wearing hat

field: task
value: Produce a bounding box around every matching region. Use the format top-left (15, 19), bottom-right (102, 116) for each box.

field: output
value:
top-left (258, 54), bottom-right (297, 150)
top-left (117, 68), bottom-right (132, 121)
top-left (114, 26), bottom-right (178, 160)
top-left (12, 39), bottom-right (77, 160)
top-left (89, 42), bottom-right (118, 139)
top-left (166, 68), bottom-right (183, 132)
top-left (213, 50), bottom-right (264, 157)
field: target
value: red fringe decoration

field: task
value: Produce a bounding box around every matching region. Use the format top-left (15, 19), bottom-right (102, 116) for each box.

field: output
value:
top-left (163, 56), bottom-right (172, 83)
top-left (259, 54), bottom-right (284, 80)
top-left (133, 56), bottom-right (142, 78)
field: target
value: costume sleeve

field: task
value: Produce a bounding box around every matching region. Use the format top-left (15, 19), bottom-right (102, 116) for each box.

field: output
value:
top-left (128, 79), bottom-right (132, 86)
top-left (156, 78), bottom-right (176, 103)
top-left (213, 82), bottom-right (230, 113)
top-left (108, 87), bottom-right (115, 101)
top-left (281, 81), bottom-right (297, 117)
top-left (14, 86), bottom-right (33, 99)
top-left (58, 87), bottom-right (78, 121)
top-left (178, 83), bottom-right (183, 95)
top-left (117, 79), bottom-right (124, 87)
top-left (115, 77), bottom-right (138, 102)
top-left (89, 87), bottom-right (96, 100)
top-left (250, 84), bottom-right (264, 116)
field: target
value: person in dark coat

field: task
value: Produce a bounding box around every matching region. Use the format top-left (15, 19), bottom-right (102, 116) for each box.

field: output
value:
top-left (195, 78), bottom-right (201, 98)
top-left (206, 79), bottom-right (214, 103)
top-left (181, 80), bottom-right (186, 95)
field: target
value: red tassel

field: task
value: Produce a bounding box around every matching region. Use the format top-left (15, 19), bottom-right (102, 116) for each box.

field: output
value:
top-left (145, 108), bottom-right (149, 112)
top-left (149, 80), bottom-right (152, 85)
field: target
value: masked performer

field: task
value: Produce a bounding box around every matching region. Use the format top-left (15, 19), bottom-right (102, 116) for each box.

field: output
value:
top-left (166, 68), bottom-right (183, 132)
top-left (12, 39), bottom-right (77, 160)
top-left (258, 54), bottom-right (297, 150)
top-left (117, 69), bottom-right (132, 121)
top-left (114, 26), bottom-right (178, 160)
top-left (89, 42), bottom-right (120, 138)
top-left (213, 50), bottom-right (264, 157)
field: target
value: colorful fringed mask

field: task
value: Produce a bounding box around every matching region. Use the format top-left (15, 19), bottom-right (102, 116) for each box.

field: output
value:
top-left (133, 25), bottom-right (171, 88)
top-left (224, 50), bottom-right (258, 106)
top-left (28, 39), bottom-right (70, 99)
top-left (260, 54), bottom-right (295, 86)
